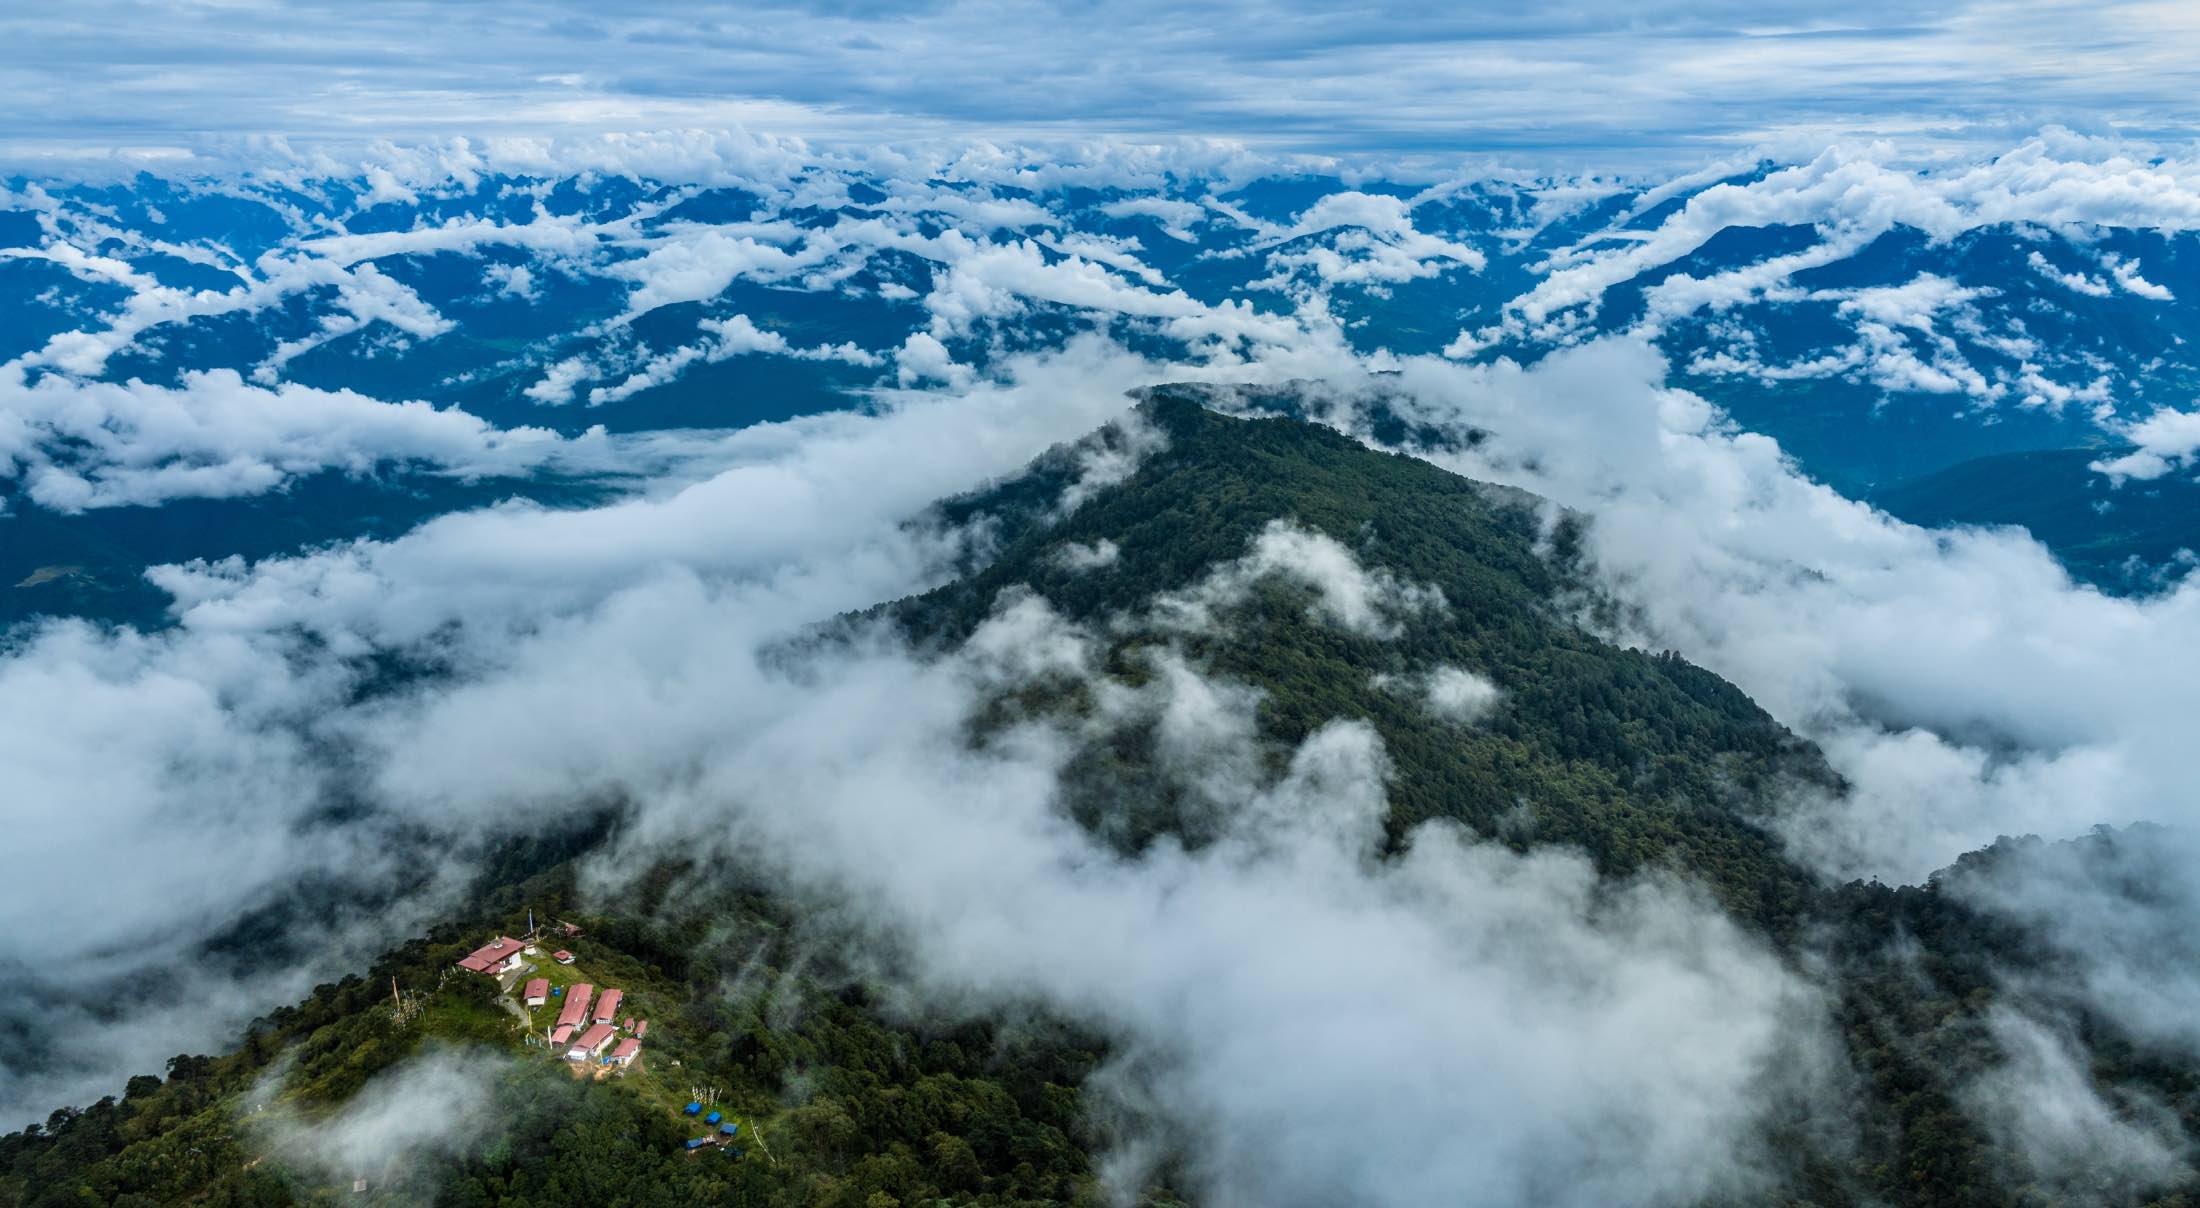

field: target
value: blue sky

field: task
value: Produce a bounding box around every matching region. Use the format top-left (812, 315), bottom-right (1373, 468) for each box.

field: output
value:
top-left (4, 0), bottom-right (2198, 169)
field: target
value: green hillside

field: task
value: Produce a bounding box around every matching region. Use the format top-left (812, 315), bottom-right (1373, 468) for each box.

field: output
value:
top-left (899, 389), bottom-right (2200, 1205)
top-left (1, 872), bottom-right (1126, 1208)
top-left (902, 386), bottom-right (1830, 928)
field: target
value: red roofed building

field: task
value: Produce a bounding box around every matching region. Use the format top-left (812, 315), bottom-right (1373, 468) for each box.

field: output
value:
top-left (609, 1037), bottom-right (641, 1066)
top-left (565, 1023), bottom-right (616, 1061)
top-left (455, 937), bottom-right (526, 975)
top-left (593, 988), bottom-right (623, 1025)
top-left (634, 1019), bottom-right (648, 1038)
top-left (555, 984), bottom-right (594, 1030)
top-left (550, 1024), bottom-right (574, 1046)
top-left (522, 978), bottom-right (550, 1007)
top-left (552, 950), bottom-right (575, 965)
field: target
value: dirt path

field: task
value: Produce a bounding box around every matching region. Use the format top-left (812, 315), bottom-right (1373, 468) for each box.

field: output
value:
top-left (494, 963), bottom-right (536, 1032)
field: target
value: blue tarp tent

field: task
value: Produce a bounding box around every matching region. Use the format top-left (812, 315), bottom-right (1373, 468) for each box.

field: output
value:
top-left (683, 1102), bottom-right (702, 1115)
top-left (704, 1111), bottom-right (722, 1125)
top-left (552, 986), bottom-right (563, 996)
top-left (684, 1138), bottom-right (705, 1150)
top-left (719, 1123), bottom-right (739, 1136)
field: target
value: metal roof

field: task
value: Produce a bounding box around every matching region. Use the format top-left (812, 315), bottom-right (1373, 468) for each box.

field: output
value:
top-left (455, 937), bottom-right (523, 973)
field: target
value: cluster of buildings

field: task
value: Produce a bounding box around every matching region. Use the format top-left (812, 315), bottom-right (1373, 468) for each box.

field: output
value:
top-left (545, 980), bottom-right (648, 1068)
top-left (453, 919), bottom-right (582, 978)
top-left (451, 926), bottom-right (648, 1072)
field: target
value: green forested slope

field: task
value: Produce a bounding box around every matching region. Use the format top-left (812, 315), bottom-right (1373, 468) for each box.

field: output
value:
top-left (2, 865), bottom-right (1124, 1208)
top-left (902, 387), bottom-right (1830, 929)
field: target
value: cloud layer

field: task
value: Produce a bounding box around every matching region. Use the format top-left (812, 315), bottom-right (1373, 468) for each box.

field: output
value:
top-left (5, 2), bottom-right (2200, 164)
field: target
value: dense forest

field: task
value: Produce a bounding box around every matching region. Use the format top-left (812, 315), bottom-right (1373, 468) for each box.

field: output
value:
top-left (8, 390), bottom-right (2197, 1206)
top-left (900, 387), bottom-right (1832, 931)
top-left (2, 857), bottom-right (1133, 1207)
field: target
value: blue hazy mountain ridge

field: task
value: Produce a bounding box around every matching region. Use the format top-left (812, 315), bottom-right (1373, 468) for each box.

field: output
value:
top-left (1662, 224), bottom-right (2200, 484)
top-left (1869, 447), bottom-right (2200, 590)
top-left (4, 154), bottom-right (2199, 629)
top-left (0, 474), bottom-right (615, 628)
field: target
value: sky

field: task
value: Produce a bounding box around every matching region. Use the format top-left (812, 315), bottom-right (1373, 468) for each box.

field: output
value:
top-left (5, 0), bottom-right (2200, 169)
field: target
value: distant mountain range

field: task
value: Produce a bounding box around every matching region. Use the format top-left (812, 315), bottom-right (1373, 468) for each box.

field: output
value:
top-left (6, 145), bottom-right (2199, 629)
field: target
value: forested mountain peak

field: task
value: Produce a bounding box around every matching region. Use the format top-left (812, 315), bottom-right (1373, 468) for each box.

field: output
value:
top-left (9, 393), bottom-right (2200, 1206)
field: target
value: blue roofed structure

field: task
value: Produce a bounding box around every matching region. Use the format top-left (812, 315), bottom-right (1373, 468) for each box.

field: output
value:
top-left (683, 1102), bottom-right (701, 1115)
top-left (705, 1110), bottom-right (722, 1125)
top-left (720, 1122), bottom-right (739, 1136)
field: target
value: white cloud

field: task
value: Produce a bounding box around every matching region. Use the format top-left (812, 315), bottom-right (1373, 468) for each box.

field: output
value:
top-left (0, 366), bottom-right (626, 510)
top-left (1419, 664), bottom-right (1504, 723)
top-left (1053, 538), bottom-right (1121, 571)
top-left (1694, 273), bottom-right (2010, 402)
top-left (1963, 1008), bottom-right (2190, 1195)
top-left (0, 619), bottom-right (333, 961)
top-left (609, 223), bottom-right (835, 316)
top-left (484, 261), bottom-right (539, 300)
top-left (893, 331), bottom-right (971, 388)
top-left (1344, 338), bottom-right (2200, 892)
top-left (2027, 249), bottom-right (2111, 296)
top-left (585, 313), bottom-right (880, 406)
top-left (1256, 191), bottom-right (1487, 290)
top-left (259, 1048), bottom-right (505, 1191)
top-left (2093, 407), bottom-right (2200, 481)
top-left (256, 260), bottom-right (454, 379)
top-left (922, 239), bottom-right (1213, 336)
top-left (525, 355), bottom-right (598, 405)
top-left (1149, 519), bottom-right (1444, 639)
top-left (1949, 827), bottom-right (2200, 1061)
top-left (2105, 251), bottom-right (2176, 301)
top-left (298, 211), bottom-right (610, 268)
top-left (7, 5), bottom-right (2200, 169)
top-left (1100, 196), bottom-right (1208, 242)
